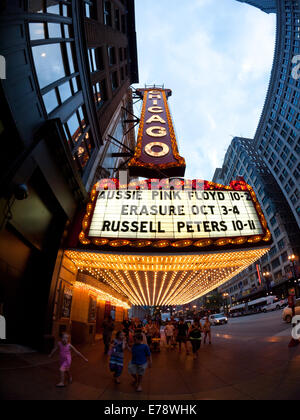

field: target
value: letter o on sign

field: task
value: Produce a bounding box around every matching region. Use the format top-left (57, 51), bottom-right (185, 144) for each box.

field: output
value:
top-left (144, 142), bottom-right (170, 158)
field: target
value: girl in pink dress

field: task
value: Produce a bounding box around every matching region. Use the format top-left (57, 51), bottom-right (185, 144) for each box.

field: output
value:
top-left (49, 333), bottom-right (88, 387)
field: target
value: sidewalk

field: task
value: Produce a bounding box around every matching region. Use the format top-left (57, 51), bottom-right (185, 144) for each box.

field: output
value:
top-left (1, 334), bottom-right (300, 400)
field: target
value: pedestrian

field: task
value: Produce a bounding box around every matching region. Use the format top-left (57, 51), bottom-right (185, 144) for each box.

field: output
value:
top-left (189, 322), bottom-right (202, 360)
top-left (109, 331), bottom-right (127, 384)
top-left (176, 318), bottom-right (189, 354)
top-left (49, 333), bottom-right (88, 388)
top-left (102, 315), bottom-right (115, 355)
top-left (203, 317), bottom-right (212, 345)
top-left (122, 318), bottom-right (131, 341)
top-left (145, 319), bottom-right (155, 346)
top-left (164, 321), bottom-right (175, 348)
top-left (128, 333), bottom-right (152, 392)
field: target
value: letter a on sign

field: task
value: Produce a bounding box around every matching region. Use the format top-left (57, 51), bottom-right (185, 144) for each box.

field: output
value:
top-left (128, 88), bottom-right (186, 179)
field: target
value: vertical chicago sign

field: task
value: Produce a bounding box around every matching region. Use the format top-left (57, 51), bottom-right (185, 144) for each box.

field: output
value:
top-left (128, 89), bottom-right (186, 178)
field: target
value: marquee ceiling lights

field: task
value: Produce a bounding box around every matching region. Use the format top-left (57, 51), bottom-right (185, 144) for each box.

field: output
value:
top-left (74, 282), bottom-right (130, 309)
top-left (65, 247), bottom-right (270, 306)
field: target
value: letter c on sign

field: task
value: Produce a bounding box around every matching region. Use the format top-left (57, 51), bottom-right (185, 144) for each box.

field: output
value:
top-left (144, 142), bottom-right (170, 158)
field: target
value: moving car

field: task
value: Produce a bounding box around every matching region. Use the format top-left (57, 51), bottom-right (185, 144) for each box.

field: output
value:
top-left (282, 299), bottom-right (300, 323)
top-left (209, 314), bottom-right (228, 326)
top-left (261, 297), bottom-right (281, 313)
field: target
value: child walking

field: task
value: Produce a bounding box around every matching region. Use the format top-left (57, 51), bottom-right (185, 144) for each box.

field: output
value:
top-left (109, 331), bottom-right (127, 384)
top-left (128, 333), bottom-right (152, 392)
top-left (49, 333), bottom-right (88, 388)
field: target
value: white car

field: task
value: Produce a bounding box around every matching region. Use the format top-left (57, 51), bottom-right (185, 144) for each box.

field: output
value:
top-left (209, 314), bottom-right (228, 326)
top-left (261, 300), bottom-right (282, 313)
top-left (282, 299), bottom-right (300, 323)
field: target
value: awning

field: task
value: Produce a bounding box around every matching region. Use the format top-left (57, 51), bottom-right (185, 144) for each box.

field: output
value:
top-left (65, 246), bottom-right (270, 306)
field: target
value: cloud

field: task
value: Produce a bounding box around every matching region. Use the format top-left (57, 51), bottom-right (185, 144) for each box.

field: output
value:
top-left (134, 0), bottom-right (276, 180)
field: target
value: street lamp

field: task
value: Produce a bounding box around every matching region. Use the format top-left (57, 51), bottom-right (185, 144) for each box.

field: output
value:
top-left (263, 271), bottom-right (272, 293)
top-left (223, 293), bottom-right (230, 315)
top-left (288, 254), bottom-right (299, 298)
top-left (288, 255), bottom-right (297, 278)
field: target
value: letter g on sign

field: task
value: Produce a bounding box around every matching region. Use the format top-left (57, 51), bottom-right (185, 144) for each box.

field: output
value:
top-left (292, 316), bottom-right (300, 340)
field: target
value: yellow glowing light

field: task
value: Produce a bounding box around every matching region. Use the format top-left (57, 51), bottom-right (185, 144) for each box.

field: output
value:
top-left (74, 281), bottom-right (130, 309)
top-left (66, 246), bottom-right (270, 306)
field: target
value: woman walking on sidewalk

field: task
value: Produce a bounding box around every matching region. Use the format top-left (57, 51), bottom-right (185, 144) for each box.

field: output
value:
top-left (49, 333), bottom-right (88, 388)
top-left (176, 318), bottom-right (189, 354)
top-left (188, 321), bottom-right (202, 360)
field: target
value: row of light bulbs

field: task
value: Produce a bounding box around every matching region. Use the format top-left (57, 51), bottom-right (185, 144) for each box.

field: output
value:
top-left (66, 248), bottom-right (269, 306)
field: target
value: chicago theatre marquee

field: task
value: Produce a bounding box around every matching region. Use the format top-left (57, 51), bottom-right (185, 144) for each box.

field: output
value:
top-left (55, 88), bottom-right (272, 318)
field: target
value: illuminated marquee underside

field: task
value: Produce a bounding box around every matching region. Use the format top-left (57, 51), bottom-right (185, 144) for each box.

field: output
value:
top-left (65, 247), bottom-right (270, 306)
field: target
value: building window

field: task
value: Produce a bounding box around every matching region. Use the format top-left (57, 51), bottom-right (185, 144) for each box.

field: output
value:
top-left (115, 9), bottom-right (121, 31)
top-left (88, 48), bottom-right (104, 73)
top-left (119, 47), bottom-right (123, 62)
top-left (84, 0), bottom-right (96, 19)
top-left (108, 46), bottom-right (116, 66)
top-left (63, 106), bottom-right (94, 172)
top-left (120, 67), bottom-right (125, 81)
top-left (274, 227), bottom-right (281, 238)
top-left (93, 80), bottom-right (107, 108)
top-left (28, 0), bottom-right (71, 16)
top-left (111, 71), bottom-right (119, 91)
top-left (104, 1), bottom-right (112, 26)
top-left (31, 39), bottom-right (79, 114)
top-left (121, 14), bottom-right (126, 33)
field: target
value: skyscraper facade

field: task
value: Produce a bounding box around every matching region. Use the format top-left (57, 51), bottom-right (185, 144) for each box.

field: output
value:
top-left (214, 0), bottom-right (300, 303)
top-left (214, 138), bottom-right (299, 303)
top-left (236, 0), bottom-right (276, 14)
top-left (0, 0), bottom-right (138, 348)
top-left (252, 0), bottom-right (300, 229)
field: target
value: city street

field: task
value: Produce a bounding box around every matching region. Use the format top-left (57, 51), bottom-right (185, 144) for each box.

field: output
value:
top-left (1, 312), bottom-right (299, 401)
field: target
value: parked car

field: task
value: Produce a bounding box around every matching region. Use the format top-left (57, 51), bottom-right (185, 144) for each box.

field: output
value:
top-left (282, 299), bottom-right (300, 323)
top-left (209, 314), bottom-right (228, 326)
